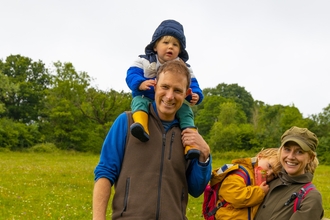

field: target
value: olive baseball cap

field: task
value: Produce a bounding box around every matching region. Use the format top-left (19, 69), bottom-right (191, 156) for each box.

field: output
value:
top-left (281, 126), bottom-right (318, 152)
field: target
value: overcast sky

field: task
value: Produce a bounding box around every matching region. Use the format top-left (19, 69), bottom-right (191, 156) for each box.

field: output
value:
top-left (1, 0), bottom-right (329, 117)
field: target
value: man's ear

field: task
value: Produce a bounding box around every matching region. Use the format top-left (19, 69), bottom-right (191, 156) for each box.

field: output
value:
top-left (185, 88), bottom-right (192, 97)
top-left (154, 79), bottom-right (158, 91)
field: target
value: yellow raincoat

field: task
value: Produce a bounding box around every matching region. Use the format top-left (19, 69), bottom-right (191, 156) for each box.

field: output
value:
top-left (213, 158), bottom-right (265, 220)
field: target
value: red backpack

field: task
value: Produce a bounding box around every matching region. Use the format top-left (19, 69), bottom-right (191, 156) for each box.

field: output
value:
top-left (202, 164), bottom-right (251, 220)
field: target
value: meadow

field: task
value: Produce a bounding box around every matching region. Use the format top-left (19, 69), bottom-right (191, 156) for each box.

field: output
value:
top-left (0, 151), bottom-right (329, 219)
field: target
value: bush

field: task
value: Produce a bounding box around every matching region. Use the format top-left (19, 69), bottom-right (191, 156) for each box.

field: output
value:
top-left (211, 150), bottom-right (256, 161)
top-left (28, 143), bottom-right (59, 153)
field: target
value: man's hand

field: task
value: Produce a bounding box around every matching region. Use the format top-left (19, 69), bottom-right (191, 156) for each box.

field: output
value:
top-left (181, 128), bottom-right (210, 162)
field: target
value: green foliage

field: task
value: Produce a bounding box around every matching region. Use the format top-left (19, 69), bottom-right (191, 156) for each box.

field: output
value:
top-left (203, 83), bottom-right (255, 121)
top-left (195, 95), bottom-right (227, 138)
top-left (1, 55), bottom-right (330, 165)
top-left (208, 102), bottom-right (255, 151)
top-left (0, 71), bottom-right (19, 114)
top-left (0, 55), bottom-right (51, 124)
top-left (0, 118), bottom-right (40, 150)
top-left (28, 143), bottom-right (59, 153)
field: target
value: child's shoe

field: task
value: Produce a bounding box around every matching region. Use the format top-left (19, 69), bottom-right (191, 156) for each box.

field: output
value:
top-left (131, 111), bottom-right (150, 142)
top-left (185, 146), bottom-right (200, 160)
top-left (184, 128), bottom-right (200, 160)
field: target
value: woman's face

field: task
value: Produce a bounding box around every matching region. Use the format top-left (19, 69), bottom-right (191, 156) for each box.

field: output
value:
top-left (280, 142), bottom-right (312, 176)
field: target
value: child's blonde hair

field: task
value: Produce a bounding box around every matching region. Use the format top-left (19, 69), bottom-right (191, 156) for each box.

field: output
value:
top-left (257, 148), bottom-right (282, 178)
top-left (154, 36), bottom-right (181, 50)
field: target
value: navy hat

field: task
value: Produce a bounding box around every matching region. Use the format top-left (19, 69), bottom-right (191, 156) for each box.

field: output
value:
top-left (145, 20), bottom-right (189, 62)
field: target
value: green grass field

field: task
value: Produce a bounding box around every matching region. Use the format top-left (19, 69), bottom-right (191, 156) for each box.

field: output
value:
top-left (0, 151), bottom-right (329, 219)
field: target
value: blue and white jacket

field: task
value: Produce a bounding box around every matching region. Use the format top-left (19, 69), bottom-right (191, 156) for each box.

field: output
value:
top-left (126, 55), bottom-right (204, 104)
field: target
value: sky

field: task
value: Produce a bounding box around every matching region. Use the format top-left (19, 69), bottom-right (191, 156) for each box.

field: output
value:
top-left (1, 0), bottom-right (329, 117)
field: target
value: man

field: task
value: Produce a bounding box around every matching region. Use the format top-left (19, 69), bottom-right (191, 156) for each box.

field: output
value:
top-left (93, 60), bottom-right (211, 220)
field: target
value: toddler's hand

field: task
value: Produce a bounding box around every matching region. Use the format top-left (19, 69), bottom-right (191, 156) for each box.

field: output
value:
top-left (190, 93), bottom-right (199, 106)
top-left (259, 181), bottom-right (270, 195)
top-left (139, 79), bottom-right (156, 90)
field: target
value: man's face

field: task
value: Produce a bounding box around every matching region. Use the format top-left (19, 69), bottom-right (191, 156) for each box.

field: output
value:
top-left (154, 70), bottom-right (190, 121)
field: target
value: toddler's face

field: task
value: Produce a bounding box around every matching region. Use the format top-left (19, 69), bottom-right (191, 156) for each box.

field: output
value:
top-left (154, 36), bottom-right (180, 64)
top-left (258, 157), bottom-right (277, 182)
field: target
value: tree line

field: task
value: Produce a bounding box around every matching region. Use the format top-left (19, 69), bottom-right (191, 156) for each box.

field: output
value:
top-left (1, 55), bottom-right (329, 164)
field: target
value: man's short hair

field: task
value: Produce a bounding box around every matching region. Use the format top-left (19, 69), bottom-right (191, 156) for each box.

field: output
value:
top-left (156, 60), bottom-right (191, 89)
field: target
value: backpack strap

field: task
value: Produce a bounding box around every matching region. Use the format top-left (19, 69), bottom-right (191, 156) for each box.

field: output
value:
top-left (293, 182), bottom-right (315, 212)
top-left (221, 165), bottom-right (252, 220)
top-left (232, 165), bottom-right (251, 185)
top-left (237, 165), bottom-right (252, 220)
top-left (284, 182), bottom-right (315, 213)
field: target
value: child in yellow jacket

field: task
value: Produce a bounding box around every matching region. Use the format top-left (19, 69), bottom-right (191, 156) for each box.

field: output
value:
top-left (214, 148), bottom-right (281, 220)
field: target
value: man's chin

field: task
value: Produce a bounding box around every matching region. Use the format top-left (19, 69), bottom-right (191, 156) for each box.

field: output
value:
top-left (158, 109), bottom-right (176, 121)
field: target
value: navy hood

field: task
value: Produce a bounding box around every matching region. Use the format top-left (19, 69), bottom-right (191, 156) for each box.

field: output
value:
top-left (145, 19), bottom-right (189, 62)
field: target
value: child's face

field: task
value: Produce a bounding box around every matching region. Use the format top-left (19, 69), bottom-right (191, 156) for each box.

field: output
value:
top-left (258, 157), bottom-right (277, 182)
top-left (154, 36), bottom-right (180, 64)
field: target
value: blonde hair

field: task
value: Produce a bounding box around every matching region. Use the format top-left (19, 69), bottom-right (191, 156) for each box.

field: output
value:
top-left (154, 36), bottom-right (181, 50)
top-left (279, 145), bottom-right (319, 174)
top-left (257, 148), bottom-right (282, 178)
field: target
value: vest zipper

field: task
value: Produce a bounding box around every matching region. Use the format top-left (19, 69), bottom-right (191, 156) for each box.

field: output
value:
top-left (120, 177), bottom-right (130, 216)
top-left (168, 131), bottom-right (175, 160)
top-left (156, 133), bottom-right (166, 220)
top-left (181, 187), bottom-right (185, 219)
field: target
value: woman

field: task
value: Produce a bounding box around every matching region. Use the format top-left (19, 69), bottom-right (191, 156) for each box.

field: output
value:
top-left (254, 126), bottom-right (324, 220)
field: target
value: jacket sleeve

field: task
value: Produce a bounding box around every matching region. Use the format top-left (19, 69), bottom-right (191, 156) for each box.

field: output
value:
top-left (186, 156), bottom-right (212, 197)
top-left (94, 113), bottom-right (128, 185)
top-left (220, 173), bottom-right (265, 208)
top-left (126, 57), bottom-right (147, 93)
top-left (126, 57), bottom-right (157, 100)
top-left (187, 66), bottom-right (204, 105)
top-left (126, 66), bottom-right (145, 93)
top-left (289, 190), bottom-right (324, 220)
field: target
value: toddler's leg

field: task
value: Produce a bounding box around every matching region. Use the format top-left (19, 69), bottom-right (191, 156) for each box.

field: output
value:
top-left (177, 103), bottom-right (200, 160)
top-left (130, 96), bottom-right (151, 142)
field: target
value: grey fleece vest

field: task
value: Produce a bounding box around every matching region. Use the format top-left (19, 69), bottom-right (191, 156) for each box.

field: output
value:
top-left (112, 106), bottom-right (189, 220)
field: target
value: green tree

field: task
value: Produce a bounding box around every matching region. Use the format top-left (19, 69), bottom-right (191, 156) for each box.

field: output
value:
top-left (0, 55), bottom-right (50, 123)
top-left (0, 70), bottom-right (40, 149)
top-left (253, 104), bottom-right (309, 149)
top-left (311, 104), bottom-right (330, 164)
top-left (194, 95), bottom-right (227, 139)
top-left (0, 71), bottom-right (18, 114)
top-left (42, 61), bottom-right (93, 151)
top-left (79, 88), bottom-right (132, 136)
top-left (203, 83), bottom-right (255, 121)
top-left (42, 62), bottom-right (132, 153)
top-left (75, 87), bottom-right (131, 153)
top-left (208, 102), bottom-right (255, 151)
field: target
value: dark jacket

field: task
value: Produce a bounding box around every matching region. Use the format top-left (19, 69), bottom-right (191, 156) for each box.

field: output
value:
top-left (255, 169), bottom-right (324, 220)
